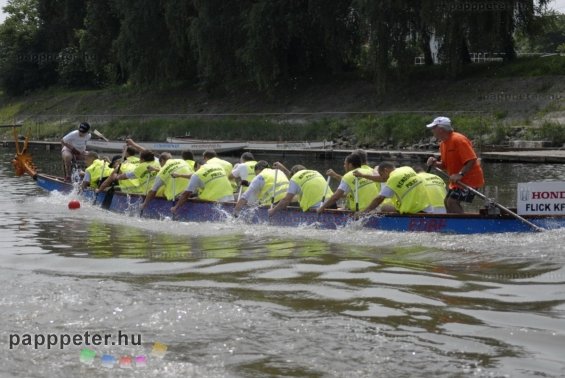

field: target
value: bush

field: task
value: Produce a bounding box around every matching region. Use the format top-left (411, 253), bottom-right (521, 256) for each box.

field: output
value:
top-left (536, 122), bottom-right (565, 145)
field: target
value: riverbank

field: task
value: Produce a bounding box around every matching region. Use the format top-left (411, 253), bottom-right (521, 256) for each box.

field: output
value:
top-left (1, 57), bottom-right (564, 148)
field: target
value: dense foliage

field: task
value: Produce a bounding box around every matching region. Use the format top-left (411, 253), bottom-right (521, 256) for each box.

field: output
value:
top-left (0, 0), bottom-right (555, 95)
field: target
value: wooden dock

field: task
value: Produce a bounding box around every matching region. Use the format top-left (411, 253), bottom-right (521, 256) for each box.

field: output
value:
top-left (481, 150), bottom-right (565, 164)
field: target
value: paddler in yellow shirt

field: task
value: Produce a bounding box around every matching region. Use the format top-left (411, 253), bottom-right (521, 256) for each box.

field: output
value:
top-left (233, 160), bottom-right (289, 216)
top-left (229, 152), bottom-right (257, 194)
top-left (140, 152), bottom-right (192, 211)
top-left (414, 166), bottom-right (447, 214)
top-left (98, 150), bottom-right (160, 194)
top-left (202, 150), bottom-right (236, 191)
top-left (268, 165), bottom-right (333, 216)
top-left (81, 152), bottom-right (114, 190)
top-left (171, 157), bottom-right (235, 215)
top-left (362, 162), bottom-right (433, 214)
top-left (317, 153), bottom-right (378, 213)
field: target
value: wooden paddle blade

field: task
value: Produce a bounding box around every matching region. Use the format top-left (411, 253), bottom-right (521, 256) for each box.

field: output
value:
top-left (93, 129), bottom-right (110, 142)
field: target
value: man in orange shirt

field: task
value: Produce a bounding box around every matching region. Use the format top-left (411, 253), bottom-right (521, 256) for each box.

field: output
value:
top-left (425, 116), bottom-right (484, 213)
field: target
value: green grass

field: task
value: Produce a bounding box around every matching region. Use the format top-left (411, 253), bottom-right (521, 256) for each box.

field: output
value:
top-left (0, 101), bottom-right (23, 123)
top-left (2, 56), bottom-right (564, 147)
top-left (486, 56), bottom-right (565, 77)
top-left (95, 118), bottom-right (341, 142)
top-left (6, 113), bottom-right (500, 149)
top-left (524, 121), bottom-right (565, 145)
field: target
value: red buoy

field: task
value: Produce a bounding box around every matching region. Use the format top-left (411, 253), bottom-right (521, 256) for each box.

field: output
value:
top-left (68, 200), bottom-right (81, 210)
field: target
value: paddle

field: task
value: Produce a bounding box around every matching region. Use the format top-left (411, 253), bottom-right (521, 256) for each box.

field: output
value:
top-left (170, 169), bottom-right (178, 220)
top-left (139, 171), bottom-right (153, 217)
top-left (100, 144), bottom-right (127, 209)
top-left (426, 160), bottom-right (433, 173)
top-left (432, 167), bottom-right (544, 232)
top-left (354, 177), bottom-right (360, 212)
top-left (322, 176), bottom-right (331, 203)
top-left (93, 129), bottom-right (109, 142)
top-left (93, 159), bottom-right (106, 206)
top-left (100, 185), bottom-right (115, 210)
top-left (316, 176), bottom-right (332, 222)
top-left (271, 168), bottom-right (278, 208)
top-left (237, 184), bottom-right (244, 202)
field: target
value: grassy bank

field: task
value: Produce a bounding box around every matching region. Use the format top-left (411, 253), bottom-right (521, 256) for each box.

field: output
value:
top-left (5, 113), bottom-right (524, 149)
top-left (3, 107), bottom-right (564, 150)
top-left (1, 56), bottom-right (564, 148)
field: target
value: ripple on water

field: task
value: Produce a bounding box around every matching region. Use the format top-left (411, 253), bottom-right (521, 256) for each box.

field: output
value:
top-left (2, 154), bottom-right (565, 377)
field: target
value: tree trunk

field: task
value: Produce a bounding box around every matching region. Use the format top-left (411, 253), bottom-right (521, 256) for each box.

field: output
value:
top-left (374, 21), bottom-right (389, 96)
top-left (420, 29), bottom-right (434, 65)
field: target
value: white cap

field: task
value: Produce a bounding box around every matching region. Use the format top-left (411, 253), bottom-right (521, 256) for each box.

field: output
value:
top-left (426, 116), bottom-right (452, 129)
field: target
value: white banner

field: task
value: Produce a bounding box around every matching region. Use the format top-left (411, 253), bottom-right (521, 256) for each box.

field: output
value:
top-left (517, 181), bottom-right (565, 215)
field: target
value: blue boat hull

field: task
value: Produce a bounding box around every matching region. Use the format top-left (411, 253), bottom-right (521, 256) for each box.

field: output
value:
top-left (34, 174), bottom-right (565, 234)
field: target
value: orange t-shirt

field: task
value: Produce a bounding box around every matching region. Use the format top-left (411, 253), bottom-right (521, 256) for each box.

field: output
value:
top-left (440, 132), bottom-right (484, 189)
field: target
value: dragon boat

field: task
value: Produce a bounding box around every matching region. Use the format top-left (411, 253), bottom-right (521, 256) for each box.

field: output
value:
top-left (11, 131), bottom-right (565, 234)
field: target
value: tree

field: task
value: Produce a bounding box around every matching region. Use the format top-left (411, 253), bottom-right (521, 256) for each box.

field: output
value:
top-left (515, 10), bottom-right (565, 53)
top-left (0, 0), bottom-right (557, 95)
top-left (0, 0), bottom-right (44, 94)
top-left (355, 0), bottom-right (412, 94)
top-left (35, 0), bottom-right (87, 84)
top-left (113, 0), bottom-right (174, 84)
top-left (77, 0), bottom-right (122, 86)
top-left (162, 0), bottom-right (198, 83)
top-left (189, 0), bottom-right (248, 88)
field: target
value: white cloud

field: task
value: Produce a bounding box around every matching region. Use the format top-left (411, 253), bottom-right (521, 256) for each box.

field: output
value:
top-left (0, 0), bottom-right (8, 23)
top-left (552, 0), bottom-right (565, 12)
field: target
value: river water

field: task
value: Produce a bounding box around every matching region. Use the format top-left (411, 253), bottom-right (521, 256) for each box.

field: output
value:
top-left (1, 148), bottom-right (565, 377)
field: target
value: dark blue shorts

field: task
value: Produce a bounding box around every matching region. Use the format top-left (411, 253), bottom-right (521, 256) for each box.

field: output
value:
top-left (447, 187), bottom-right (476, 203)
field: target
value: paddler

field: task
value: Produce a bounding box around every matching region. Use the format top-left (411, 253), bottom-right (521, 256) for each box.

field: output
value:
top-left (425, 116), bottom-right (484, 213)
top-left (61, 122), bottom-right (91, 182)
top-left (81, 151), bottom-right (114, 190)
top-left (268, 165), bottom-right (333, 216)
top-left (140, 152), bottom-right (192, 211)
top-left (317, 153), bottom-right (379, 213)
top-left (233, 160), bottom-right (289, 215)
top-left (202, 150), bottom-right (236, 191)
top-left (171, 156), bottom-right (235, 215)
top-left (96, 147), bottom-right (140, 193)
top-left (97, 150), bottom-right (159, 194)
top-left (229, 152), bottom-right (257, 192)
top-left (361, 162), bottom-right (433, 214)
top-left (414, 166), bottom-right (447, 214)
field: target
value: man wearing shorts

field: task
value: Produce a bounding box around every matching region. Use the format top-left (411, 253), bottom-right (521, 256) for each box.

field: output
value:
top-left (425, 116), bottom-right (484, 213)
top-left (60, 122), bottom-right (91, 181)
